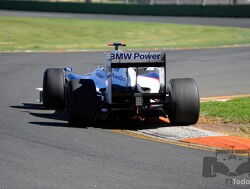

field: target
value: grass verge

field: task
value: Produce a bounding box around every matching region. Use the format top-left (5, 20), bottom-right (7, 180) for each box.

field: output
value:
top-left (1, 15), bottom-right (250, 51)
top-left (200, 97), bottom-right (250, 124)
top-left (200, 97), bottom-right (250, 137)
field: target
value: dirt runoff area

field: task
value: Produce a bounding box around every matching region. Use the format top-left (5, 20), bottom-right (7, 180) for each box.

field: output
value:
top-left (196, 116), bottom-right (250, 138)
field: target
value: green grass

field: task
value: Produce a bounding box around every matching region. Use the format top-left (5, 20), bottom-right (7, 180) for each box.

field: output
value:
top-left (200, 97), bottom-right (250, 124)
top-left (1, 15), bottom-right (250, 51)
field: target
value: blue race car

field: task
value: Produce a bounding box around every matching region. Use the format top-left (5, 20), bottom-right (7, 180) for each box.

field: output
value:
top-left (38, 43), bottom-right (200, 126)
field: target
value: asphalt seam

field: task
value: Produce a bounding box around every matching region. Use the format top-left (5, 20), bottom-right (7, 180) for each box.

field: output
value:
top-left (0, 44), bottom-right (250, 53)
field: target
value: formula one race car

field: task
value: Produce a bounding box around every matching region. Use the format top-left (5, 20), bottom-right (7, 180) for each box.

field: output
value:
top-left (38, 43), bottom-right (200, 126)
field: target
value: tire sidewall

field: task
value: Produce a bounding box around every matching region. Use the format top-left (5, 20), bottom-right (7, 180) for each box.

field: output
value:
top-left (167, 78), bottom-right (200, 125)
top-left (67, 79), bottom-right (97, 125)
top-left (43, 68), bottom-right (65, 109)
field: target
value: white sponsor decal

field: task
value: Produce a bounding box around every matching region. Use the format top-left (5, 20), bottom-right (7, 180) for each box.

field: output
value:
top-left (109, 52), bottom-right (162, 62)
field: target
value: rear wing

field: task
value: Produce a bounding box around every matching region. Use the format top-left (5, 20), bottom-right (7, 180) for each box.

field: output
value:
top-left (104, 51), bottom-right (167, 104)
top-left (110, 52), bottom-right (165, 68)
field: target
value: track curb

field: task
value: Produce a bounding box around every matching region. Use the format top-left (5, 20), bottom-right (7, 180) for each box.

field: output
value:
top-left (113, 95), bottom-right (250, 152)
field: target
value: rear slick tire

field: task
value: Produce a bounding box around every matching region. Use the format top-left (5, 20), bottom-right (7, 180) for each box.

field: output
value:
top-left (167, 78), bottom-right (200, 126)
top-left (67, 79), bottom-right (97, 126)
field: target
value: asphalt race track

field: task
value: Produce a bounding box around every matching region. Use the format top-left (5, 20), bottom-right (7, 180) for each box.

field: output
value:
top-left (1, 48), bottom-right (250, 188)
top-left (1, 11), bottom-right (250, 188)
